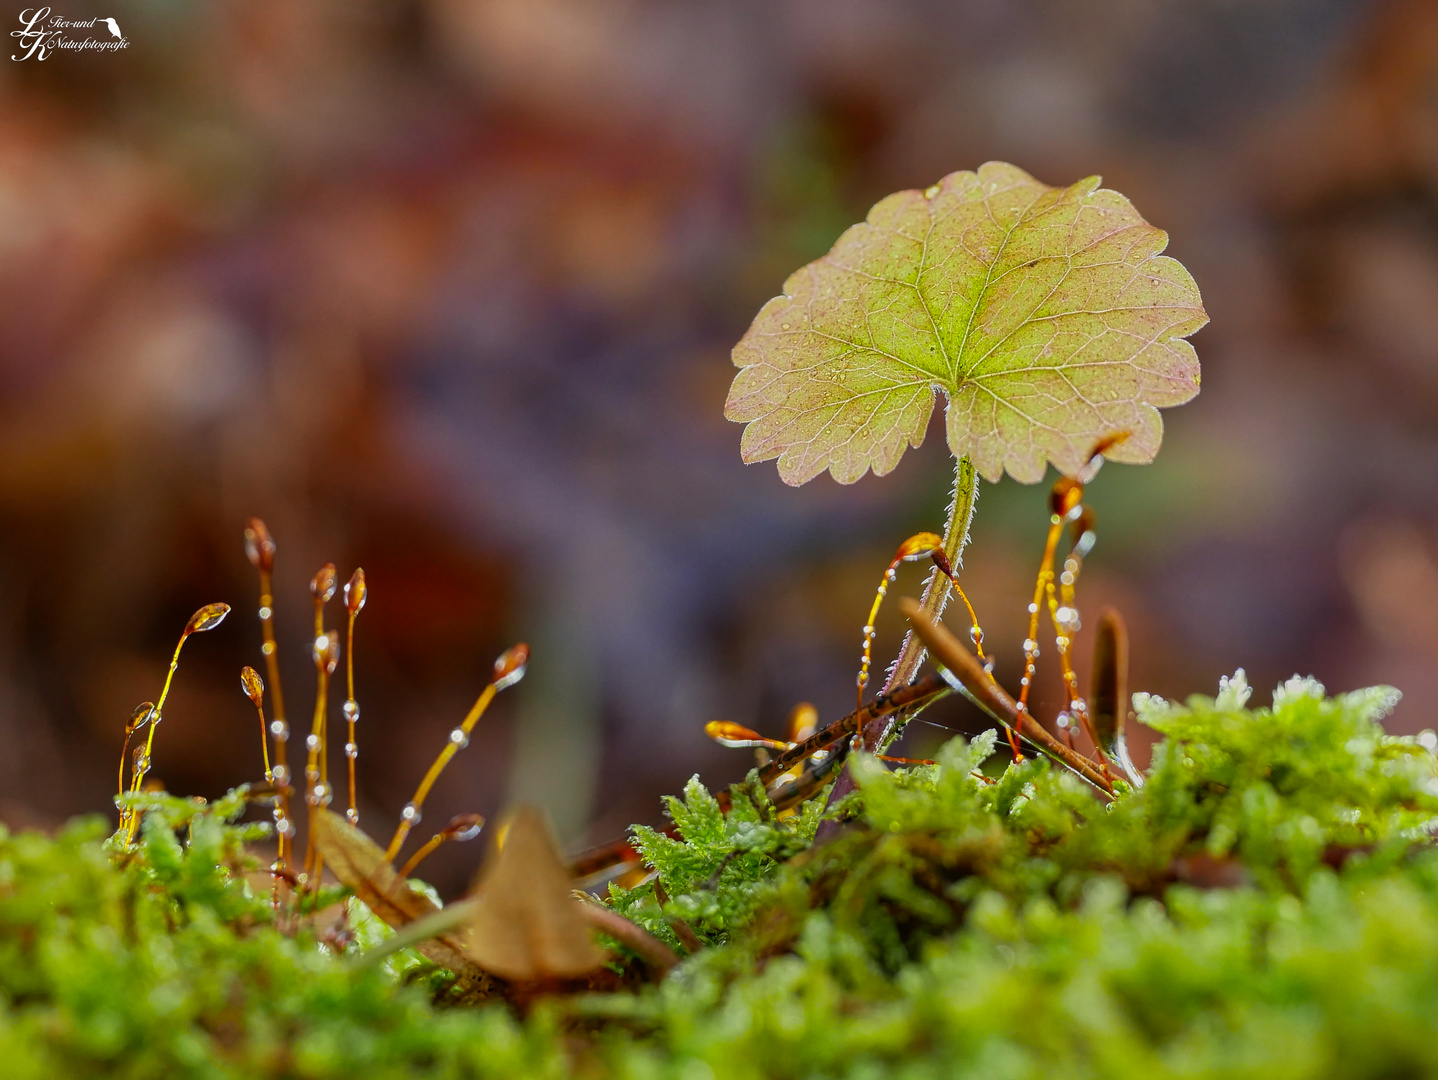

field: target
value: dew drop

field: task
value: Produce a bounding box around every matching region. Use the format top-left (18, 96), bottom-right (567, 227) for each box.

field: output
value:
top-left (401, 802), bottom-right (422, 824)
top-left (305, 734), bottom-right (321, 752)
top-left (924, 183), bottom-right (940, 199)
top-left (185, 602), bottom-right (231, 635)
top-left (270, 764), bottom-right (289, 783)
top-left (257, 605), bottom-right (272, 621)
top-left (244, 518), bottom-right (275, 572)
top-left (492, 644), bottom-right (530, 690)
top-left (447, 813), bottom-right (485, 842)
top-left (346, 808), bottom-right (359, 825)
top-left (261, 641), bottom-right (276, 657)
top-left (270, 720), bottom-right (288, 740)
top-left (1022, 638), bottom-right (1038, 654)
top-left (344, 568), bottom-right (367, 615)
top-left (342, 699), bottom-right (360, 724)
top-left (1028, 603), bottom-right (1039, 615)
top-left (344, 742), bottom-right (358, 759)
top-left (240, 666), bottom-right (264, 705)
top-left (310, 564), bottom-right (337, 604)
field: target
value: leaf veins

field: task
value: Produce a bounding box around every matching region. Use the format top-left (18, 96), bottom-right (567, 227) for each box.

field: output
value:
top-left (725, 162), bottom-right (1207, 485)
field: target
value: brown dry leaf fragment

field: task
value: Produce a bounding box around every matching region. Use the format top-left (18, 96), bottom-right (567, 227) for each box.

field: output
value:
top-left (726, 161), bottom-right (1206, 486)
top-left (459, 805), bottom-right (605, 981)
top-left (311, 809), bottom-right (478, 975)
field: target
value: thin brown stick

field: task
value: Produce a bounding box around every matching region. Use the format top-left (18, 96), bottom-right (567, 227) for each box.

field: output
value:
top-left (755, 671), bottom-right (949, 785)
top-left (899, 598), bottom-right (1113, 794)
top-left (574, 898), bottom-right (680, 976)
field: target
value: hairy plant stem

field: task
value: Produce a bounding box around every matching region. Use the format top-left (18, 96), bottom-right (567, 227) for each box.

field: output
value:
top-left (879, 456), bottom-right (979, 715)
top-left (815, 456), bottom-right (979, 831)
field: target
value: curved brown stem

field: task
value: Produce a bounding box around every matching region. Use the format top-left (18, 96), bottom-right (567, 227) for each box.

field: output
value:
top-left (900, 599), bottom-right (1112, 794)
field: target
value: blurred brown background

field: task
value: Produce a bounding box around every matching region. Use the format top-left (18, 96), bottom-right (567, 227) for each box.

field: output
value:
top-left (3, 0), bottom-right (1437, 895)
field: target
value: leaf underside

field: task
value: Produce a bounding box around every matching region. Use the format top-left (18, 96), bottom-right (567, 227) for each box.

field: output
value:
top-left (725, 161), bottom-right (1207, 486)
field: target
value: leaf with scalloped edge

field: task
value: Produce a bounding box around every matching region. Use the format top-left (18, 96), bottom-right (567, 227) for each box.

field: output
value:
top-left (725, 161), bottom-right (1206, 485)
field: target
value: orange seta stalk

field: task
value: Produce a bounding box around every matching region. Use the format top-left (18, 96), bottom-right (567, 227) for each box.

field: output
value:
top-left (342, 568), bottom-right (366, 826)
top-left (856, 533), bottom-right (988, 711)
top-left (244, 518), bottom-right (292, 884)
top-left (397, 813), bottom-right (485, 879)
top-left (385, 645), bottom-right (528, 862)
top-left (120, 603), bottom-right (230, 843)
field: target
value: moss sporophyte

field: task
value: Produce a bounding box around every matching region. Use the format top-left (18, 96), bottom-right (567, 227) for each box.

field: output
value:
top-left (6, 164), bottom-right (1438, 1080)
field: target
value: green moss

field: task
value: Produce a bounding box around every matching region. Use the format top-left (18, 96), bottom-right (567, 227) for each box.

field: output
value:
top-left (5, 674), bottom-right (1438, 1077)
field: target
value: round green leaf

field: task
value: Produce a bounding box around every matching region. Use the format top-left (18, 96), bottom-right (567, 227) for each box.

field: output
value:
top-left (725, 161), bottom-right (1207, 485)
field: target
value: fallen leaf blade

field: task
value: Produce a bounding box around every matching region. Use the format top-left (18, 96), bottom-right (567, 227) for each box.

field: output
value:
top-left (312, 809), bottom-right (480, 975)
top-left (460, 806), bottom-right (605, 981)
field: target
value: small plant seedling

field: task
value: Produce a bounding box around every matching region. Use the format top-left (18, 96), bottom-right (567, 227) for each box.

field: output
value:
top-left (728, 161), bottom-right (1204, 699)
top-left (725, 161), bottom-right (1203, 802)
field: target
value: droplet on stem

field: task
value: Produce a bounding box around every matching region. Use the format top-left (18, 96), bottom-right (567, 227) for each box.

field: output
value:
top-left (241, 665), bottom-right (264, 706)
top-left (704, 719), bottom-right (788, 750)
top-left (310, 563), bottom-right (337, 605)
top-left (1050, 478), bottom-right (1084, 517)
top-left (244, 518), bottom-right (275, 573)
top-left (313, 632), bottom-right (340, 674)
top-left (344, 567), bottom-right (366, 616)
top-left (128, 701), bottom-right (156, 732)
top-left (185, 602), bottom-right (231, 636)
top-left (491, 643), bottom-right (529, 690)
top-left (446, 814), bottom-right (485, 843)
top-left (895, 531), bottom-right (944, 562)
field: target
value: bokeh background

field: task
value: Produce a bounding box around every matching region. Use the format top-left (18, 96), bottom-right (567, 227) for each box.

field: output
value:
top-left (3, 0), bottom-right (1437, 895)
